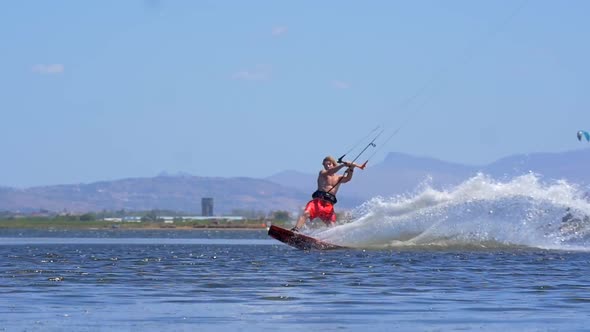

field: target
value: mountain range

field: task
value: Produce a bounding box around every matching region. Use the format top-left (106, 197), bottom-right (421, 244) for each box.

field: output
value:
top-left (2, 149), bottom-right (589, 215)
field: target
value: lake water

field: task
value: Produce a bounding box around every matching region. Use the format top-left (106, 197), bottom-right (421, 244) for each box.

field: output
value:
top-left (1, 228), bottom-right (589, 332)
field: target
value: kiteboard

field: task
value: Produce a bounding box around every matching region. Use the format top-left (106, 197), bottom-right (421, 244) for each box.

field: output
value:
top-left (267, 225), bottom-right (346, 250)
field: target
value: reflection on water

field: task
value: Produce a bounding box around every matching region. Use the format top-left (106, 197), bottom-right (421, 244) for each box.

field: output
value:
top-left (0, 237), bottom-right (273, 245)
top-left (0, 228), bottom-right (270, 239)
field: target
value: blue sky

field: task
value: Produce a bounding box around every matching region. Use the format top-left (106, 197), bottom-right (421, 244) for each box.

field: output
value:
top-left (1, 0), bottom-right (589, 187)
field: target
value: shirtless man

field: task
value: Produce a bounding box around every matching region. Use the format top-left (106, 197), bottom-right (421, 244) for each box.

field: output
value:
top-left (291, 156), bottom-right (361, 232)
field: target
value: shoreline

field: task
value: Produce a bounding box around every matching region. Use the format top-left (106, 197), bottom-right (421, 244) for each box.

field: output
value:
top-left (0, 222), bottom-right (281, 231)
top-left (0, 218), bottom-right (291, 231)
top-left (111, 225), bottom-right (270, 231)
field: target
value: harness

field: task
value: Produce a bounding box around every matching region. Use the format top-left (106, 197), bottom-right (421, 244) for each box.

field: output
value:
top-left (312, 190), bottom-right (337, 204)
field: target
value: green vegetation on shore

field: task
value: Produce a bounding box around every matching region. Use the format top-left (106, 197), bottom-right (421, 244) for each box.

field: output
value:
top-left (0, 209), bottom-right (293, 229)
top-left (0, 216), bottom-right (289, 230)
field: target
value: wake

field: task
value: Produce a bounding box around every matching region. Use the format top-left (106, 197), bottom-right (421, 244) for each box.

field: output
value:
top-left (312, 173), bottom-right (590, 251)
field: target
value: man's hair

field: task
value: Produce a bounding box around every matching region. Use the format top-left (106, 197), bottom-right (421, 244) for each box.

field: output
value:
top-left (323, 156), bottom-right (337, 164)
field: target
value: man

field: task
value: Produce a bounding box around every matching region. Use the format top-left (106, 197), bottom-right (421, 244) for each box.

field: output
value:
top-left (291, 156), bottom-right (361, 232)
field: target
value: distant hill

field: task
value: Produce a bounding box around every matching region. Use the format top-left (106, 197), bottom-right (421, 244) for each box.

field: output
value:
top-left (266, 149), bottom-right (590, 203)
top-left (0, 176), bottom-right (308, 215)
top-left (2, 149), bottom-right (590, 214)
top-left (482, 149), bottom-right (590, 182)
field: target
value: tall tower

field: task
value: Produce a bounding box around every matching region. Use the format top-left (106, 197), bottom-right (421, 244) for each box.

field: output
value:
top-left (201, 197), bottom-right (213, 216)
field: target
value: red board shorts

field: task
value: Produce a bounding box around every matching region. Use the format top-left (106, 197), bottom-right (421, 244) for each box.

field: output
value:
top-left (304, 198), bottom-right (336, 226)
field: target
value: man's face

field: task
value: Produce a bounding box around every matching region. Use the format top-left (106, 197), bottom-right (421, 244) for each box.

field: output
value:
top-left (323, 160), bottom-right (335, 170)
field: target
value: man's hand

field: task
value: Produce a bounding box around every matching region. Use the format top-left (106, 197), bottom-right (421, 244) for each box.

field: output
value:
top-left (342, 160), bottom-right (367, 170)
top-left (343, 161), bottom-right (356, 168)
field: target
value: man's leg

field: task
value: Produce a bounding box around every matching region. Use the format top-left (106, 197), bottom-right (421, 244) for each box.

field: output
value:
top-left (292, 210), bottom-right (310, 232)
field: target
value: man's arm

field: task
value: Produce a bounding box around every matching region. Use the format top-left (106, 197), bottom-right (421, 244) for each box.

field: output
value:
top-left (321, 163), bottom-right (347, 176)
top-left (340, 167), bottom-right (354, 183)
top-left (342, 161), bottom-right (365, 169)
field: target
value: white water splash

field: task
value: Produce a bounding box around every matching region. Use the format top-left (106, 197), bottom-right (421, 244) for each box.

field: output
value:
top-left (312, 173), bottom-right (590, 251)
